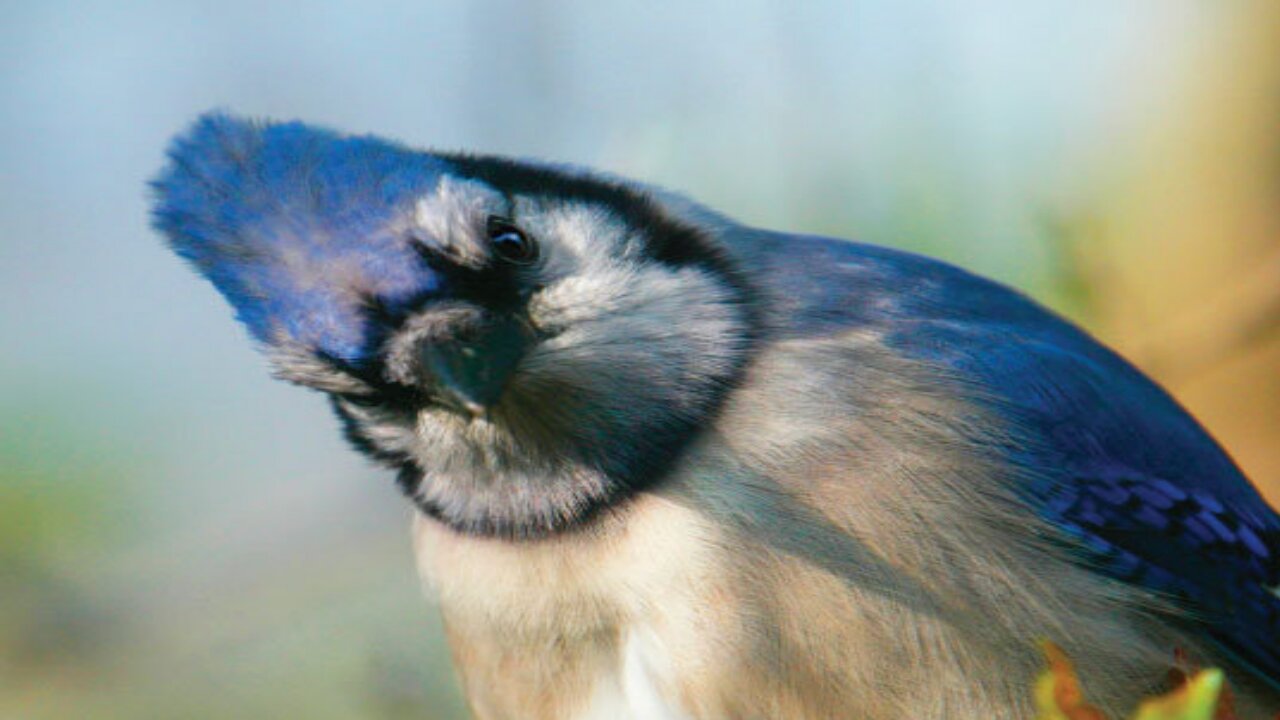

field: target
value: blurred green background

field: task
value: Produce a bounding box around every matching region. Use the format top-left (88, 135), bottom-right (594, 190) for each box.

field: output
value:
top-left (2, 1), bottom-right (1278, 718)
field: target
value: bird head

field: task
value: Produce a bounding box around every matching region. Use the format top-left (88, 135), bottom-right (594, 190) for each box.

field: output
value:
top-left (152, 113), bottom-right (756, 537)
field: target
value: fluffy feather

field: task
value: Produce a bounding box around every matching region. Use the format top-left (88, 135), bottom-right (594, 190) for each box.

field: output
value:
top-left (151, 113), bottom-right (449, 362)
top-left (153, 113), bottom-right (1280, 719)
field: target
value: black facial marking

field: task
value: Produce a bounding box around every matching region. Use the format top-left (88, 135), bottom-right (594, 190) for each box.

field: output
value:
top-left (441, 154), bottom-right (738, 276)
top-left (393, 461), bottom-right (633, 541)
top-left (331, 156), bottom-right (766, 540)
top-left (394, 462), bottom-right (424, 499)
top-left (330, 397), bottom-right (411, 469)
top-left (316, 349), bottom-right (428, 413)
top-left (441, 153), bottom-right (762, 345)
top-left (405, 227), bottom-right (527, 313)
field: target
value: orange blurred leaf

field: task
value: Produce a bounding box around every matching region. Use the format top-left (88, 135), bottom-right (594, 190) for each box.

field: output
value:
top-left (1035, 642), bottom-right (1242, 720)
top-left (1035, 640), bottom-right (1109, 720)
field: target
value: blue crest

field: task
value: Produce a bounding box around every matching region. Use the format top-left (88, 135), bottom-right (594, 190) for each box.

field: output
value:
top-left (151, 112), bottom-right (452, 362)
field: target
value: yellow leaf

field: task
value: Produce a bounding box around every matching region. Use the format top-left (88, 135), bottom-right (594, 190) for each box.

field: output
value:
top-left (1131, 669), bottom-right (1224, 720)
top-left (1033, 641), bottom-right (1232, 720)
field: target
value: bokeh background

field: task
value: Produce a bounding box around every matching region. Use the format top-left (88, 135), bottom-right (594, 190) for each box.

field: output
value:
top-left (3, 1), bottom-right (1278, 718)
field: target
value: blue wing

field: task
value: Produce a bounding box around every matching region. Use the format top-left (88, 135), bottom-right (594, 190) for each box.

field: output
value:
top-left (754, 230), bottom-right (1280, 680)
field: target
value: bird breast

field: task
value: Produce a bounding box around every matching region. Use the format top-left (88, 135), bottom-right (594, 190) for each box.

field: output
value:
top-left (411, 493), bottom-right (718, 719)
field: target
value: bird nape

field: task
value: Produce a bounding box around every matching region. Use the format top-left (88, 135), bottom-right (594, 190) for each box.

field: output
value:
top-left (152, 112), bottom-right (1280, 719)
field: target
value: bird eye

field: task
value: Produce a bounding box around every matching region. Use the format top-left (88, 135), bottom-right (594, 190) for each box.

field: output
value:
top-left (486, 217), bottom-right (539, 265)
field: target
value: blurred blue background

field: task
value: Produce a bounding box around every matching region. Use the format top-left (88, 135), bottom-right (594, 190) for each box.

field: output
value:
top-left (4, 2), bottom-right (1278, 717)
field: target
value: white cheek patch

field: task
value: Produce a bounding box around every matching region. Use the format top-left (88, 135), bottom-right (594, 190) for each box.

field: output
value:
top-left (526, 265), bottom-right (642, 333)
top-left (531, 262), bottom-right (740, 349)
top-left (518, 199), bottom-right (648, 276)
top-left (413, 177), bottom-right (505, 266)
top-left (521, 197), bottom-right (719, 335)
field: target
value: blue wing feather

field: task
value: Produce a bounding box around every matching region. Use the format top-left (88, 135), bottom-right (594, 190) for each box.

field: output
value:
top-left (755, 230), bottom-right (1280, 679)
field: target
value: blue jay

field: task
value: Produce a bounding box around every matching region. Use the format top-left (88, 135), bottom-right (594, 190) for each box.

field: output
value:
top-left (152, 113), bottom-right (1280, 719)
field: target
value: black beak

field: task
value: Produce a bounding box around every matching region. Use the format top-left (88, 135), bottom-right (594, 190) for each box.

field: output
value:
top-left (419, 316), bottom-right (529, 418)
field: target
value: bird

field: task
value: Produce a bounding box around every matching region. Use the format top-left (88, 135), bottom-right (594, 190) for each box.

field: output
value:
top-left (151, 112), bottom-right (1280, 719)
